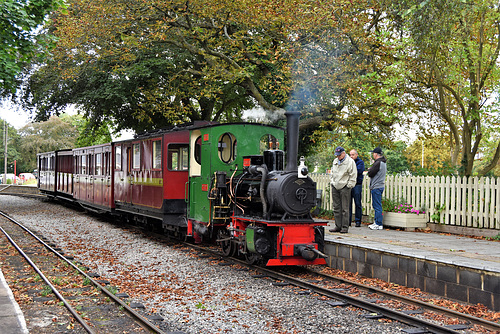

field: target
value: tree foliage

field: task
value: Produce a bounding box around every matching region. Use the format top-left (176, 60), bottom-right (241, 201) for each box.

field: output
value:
top-left (60, 114), bottom-right (112, 148)
top-left (0, 119), bottom-right (22, 173)
top-left (17, 115), bottom-right (79, 170)
top-left (307, 128), bottom-right (389, 174)
top-left (23, 0), bottom-right (398, 137)
top-left (0, 0), bottom-right (64, 95)
top-left (404, 137), bottom-right (457, 176)
top-left (19, 0), bottom-right (500, 176)
top-left (358, 0), bottom-right (500, 176)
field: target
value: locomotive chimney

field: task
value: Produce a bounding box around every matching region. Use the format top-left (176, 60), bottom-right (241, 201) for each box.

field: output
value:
top-left (285, 110), bottom-right (300, 172)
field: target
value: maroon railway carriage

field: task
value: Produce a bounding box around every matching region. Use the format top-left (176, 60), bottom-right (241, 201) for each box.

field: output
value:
top-left (112, 128), bottom-right (190, 229)
top-left (38, 149), bottom-right (73, 196)
top-left (38, 126), bottom-right (194, 227)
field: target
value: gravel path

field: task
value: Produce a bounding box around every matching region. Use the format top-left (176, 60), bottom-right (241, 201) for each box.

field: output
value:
top-left (0, 195), bottom-right (407, 333)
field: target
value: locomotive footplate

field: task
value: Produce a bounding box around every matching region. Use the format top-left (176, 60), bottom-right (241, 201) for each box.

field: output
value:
top-left (232, 216), bottom-right (328, 266)
top-left (231, 216), bottom-right (328, 226)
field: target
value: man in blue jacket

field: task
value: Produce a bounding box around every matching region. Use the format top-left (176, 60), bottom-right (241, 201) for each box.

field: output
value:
top-left (349, 149), bottom-right (365, 227)
top-left (367, 147), bottom-right (387, 230)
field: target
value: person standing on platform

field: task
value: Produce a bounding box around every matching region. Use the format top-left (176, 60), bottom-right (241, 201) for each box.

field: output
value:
top-left (329, 146), bottom-right (357, 233)
top-left (349, 149), bottom-right (365, 227)
top-left (367, 147), bottom-right (387, 230)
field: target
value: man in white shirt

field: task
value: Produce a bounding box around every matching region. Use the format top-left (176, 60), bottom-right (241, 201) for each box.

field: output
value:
top-left (329, 146), bottom-right (357, 233)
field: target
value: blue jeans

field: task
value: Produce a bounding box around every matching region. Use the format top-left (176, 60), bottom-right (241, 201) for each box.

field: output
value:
top-left (349, 185), bottom-right (363, 224)
top-left (371, 187), bottom-right (384, 226)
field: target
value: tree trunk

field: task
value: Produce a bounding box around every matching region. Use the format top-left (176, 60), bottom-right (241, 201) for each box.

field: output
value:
top-left (478, 141), bottom-right (500, 176)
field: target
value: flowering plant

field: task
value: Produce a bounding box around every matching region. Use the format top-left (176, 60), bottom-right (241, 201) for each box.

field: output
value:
top-left (382, 197), bottom-right (426, 215)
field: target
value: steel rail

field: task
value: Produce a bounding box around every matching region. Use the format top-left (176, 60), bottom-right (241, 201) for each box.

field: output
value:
top-left (307, 268), bottom-right (500, 332)
top-left (184, 242), bottom-right (462, 334)
top-left (185, 238), bottom-right (500, 332)
top-left (245, 261), bottom-right (463, 334)
top-left (0, 224), bottom-right (96, 334)
top-left (0, 211), bottom-right (166, 334)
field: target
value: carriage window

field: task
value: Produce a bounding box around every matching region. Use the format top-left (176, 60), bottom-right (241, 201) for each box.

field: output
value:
top-left (115, 146), bottom-right (122, 170)
top-left (105, 152), bottom-right (111, 175)
top-left (95, 153), bottom-right (102, 175)
top-left (88, 154), bottom-right (93, 174)
top-left (74, 156), bottom-right (78, 174)
top-left (133, 143), bottom-right (140, 169)
top-left (218, 132), bottom-right (236, 163)
top-left (260, 134), bottom-right (279, 153)
top-left (81, 155), bottom-right (87, 174)
top-left (153, 140), bottom-right (162, 169)
top-left (168, 144), bottom-right (189, 171)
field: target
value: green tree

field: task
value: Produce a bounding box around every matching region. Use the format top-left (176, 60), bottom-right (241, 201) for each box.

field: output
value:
top-left (60, 114), bottom-right (112, 148)
top-left (17, 116), bottom-right (78, 170)
top-left (308, 129), bottom-right (386, 174)
top-left (384, 141), bottom-right (410, 175)
top-left (0, 0), bottom-right (64, 95)
top-left (359, 0), bottom-right (500, 176)
top-left (405, 137), bottom-right (458, 176)
top-left (23, 0), bottom-right (398, 138)
top-left (0, 119), bottom-right (22, 174)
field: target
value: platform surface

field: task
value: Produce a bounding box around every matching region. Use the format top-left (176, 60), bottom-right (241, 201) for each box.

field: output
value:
top-left (324, 222), bottom-right (500, 273)
top-left (0, 268), bottom-right (28, 334)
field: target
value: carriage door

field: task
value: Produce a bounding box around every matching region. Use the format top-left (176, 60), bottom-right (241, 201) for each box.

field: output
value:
top-left (125, 145), bottom-right (133, 204)
top-left (87, 150), bottom-right (94, 203)
top-left (75, 151), bottom-right (86, 201)
top-left (103, 147), bottom-right (112, 207)
top-left (188, 130), bottom-right (210, 222)
top-left (93, 148), bottom-right (103, 206)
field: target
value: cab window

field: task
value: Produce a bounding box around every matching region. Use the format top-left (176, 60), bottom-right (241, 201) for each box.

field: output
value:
top-left (218, 132), bottom-right (236, 164)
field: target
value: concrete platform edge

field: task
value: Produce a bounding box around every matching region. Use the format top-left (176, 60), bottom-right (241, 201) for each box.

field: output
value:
top-left (324, 241), bottom-right (500, 311)
top-left (0, 269), bottom-right (29, 334)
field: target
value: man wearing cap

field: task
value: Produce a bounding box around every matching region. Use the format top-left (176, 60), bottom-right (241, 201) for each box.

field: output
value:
top-left (329, 146), bottom-right (357, 233)
top-left (367, 147), bottom-right (387, 230)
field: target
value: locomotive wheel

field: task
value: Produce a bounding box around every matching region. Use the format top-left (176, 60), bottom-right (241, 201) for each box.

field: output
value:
top-left (217, 229), bottom-right (235, 257)
top-left (244, 252), bottom-right (261, 265)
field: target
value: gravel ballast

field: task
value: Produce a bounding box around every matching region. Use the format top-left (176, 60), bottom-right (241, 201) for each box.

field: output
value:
top-left (0, 195), bottom-right (407, 333)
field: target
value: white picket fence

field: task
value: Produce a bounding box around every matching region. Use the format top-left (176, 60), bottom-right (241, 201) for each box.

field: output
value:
top-left (310, 173), bottom-right (500, 230)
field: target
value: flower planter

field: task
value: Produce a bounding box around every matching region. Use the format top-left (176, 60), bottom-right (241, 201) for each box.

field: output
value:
top-left (383, 212), bottom-right (428, 230)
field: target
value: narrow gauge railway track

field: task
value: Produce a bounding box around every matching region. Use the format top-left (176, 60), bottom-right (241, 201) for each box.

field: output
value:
top-left (0, 211), bottom-right (166, 334)
top-left (0, 185), bottom-right (46, 199)
top-left (184, 242), bottom-right (499, 334)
